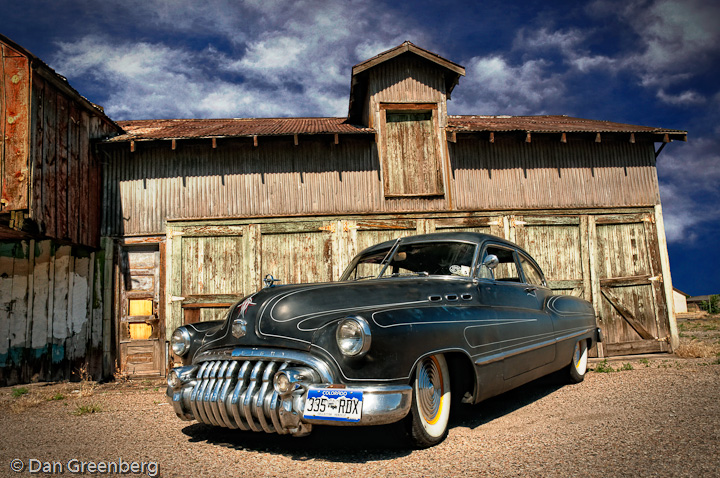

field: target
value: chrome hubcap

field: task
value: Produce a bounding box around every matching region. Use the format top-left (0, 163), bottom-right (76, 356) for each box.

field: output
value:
top-left (417, 357), bottom-right (443, 422)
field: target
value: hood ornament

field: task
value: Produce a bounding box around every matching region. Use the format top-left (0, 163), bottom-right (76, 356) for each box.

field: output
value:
top-left (263, 274), bottom-right (281, 288)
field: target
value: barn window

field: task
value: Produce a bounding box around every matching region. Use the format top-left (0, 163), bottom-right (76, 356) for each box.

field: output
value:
top-left (380, 104), bottom-right (444, 197)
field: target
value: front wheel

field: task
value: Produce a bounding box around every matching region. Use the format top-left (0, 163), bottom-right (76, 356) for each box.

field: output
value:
top-left (407, 354), bottom-right (451, 448)
top-left (568, 340), bottom-right (588, 383)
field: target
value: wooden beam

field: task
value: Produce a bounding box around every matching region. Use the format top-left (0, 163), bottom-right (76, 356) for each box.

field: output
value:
top-left (448, 131), bottom-right (456, 143)
top-left (595, 133), bottom-right (601, 143)
top-left (489, 132), bottom-right (495, 143)
top-left (253, 135), bottom-right (258, 147)
top-left (525, 132), bottom-right (531, 143)
top-left (629, 133), bottom-right (635, 143)
top-left (663, 133), bottom-right (670, 143)
top-left (294, 134), bottom-right (299, 146)
top-left (171, 139), bottom-right (176, 150)
top-left (334, 133), bottom-right (339, 145)
top-left (130, 140), bottom-right (135, 153)
top-left (560, 133), bottom-right (567, 143)
top-left (212, 138), bottom-right (217, 149)
top-left (600, 287), bottom-right (655, 340)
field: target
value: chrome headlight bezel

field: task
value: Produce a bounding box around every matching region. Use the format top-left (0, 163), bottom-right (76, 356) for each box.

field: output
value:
top-left (171, 327), bottom-right (191, 356)
top-left (335, 316), bottom-right (371, 357)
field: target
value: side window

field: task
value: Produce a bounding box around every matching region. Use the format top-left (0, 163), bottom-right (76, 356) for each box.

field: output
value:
top-left (519, 255), bottom-right (546, 287)
top-left (481, 246), bottom-right (521, 282)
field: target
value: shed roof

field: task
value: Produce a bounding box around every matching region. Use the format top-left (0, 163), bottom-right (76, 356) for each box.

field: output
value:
top-left (448, 115), bottom-right (687, 138)
top-left (348, 41), bottom-right (466, 123)
top-left (106, 115), bottom-right (686, 143)
top-left (106, 117), bottom-right (374, 142)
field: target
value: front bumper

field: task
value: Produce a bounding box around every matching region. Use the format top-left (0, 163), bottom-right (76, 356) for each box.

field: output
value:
top-left (166, 348), bottom-right (412, 436)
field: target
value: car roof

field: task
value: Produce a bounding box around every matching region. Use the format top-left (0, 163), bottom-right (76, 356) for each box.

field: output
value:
top-left (359, 232), bottom-right (523, 255)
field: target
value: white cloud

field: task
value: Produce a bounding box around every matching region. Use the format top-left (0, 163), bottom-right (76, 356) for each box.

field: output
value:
top-left (657, 137), bottom-right (720, 243)
top-left (656, 89), bottom-right (706, 105)
top-left (452, 56), bottom-right (564, 115)
top-left (49, 0), bottom-right (425, 119)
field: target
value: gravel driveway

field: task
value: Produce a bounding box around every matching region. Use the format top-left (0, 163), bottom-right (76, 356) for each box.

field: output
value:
top-left (1, 344), bottom-right (719, 477)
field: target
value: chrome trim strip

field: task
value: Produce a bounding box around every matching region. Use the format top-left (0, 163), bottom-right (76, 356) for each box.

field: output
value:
top-left (474, 328), bottom-right (594, 366)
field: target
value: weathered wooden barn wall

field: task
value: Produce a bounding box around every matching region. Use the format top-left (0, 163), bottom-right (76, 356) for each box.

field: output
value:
top-left (0, 34), bottom-right (119, 247)
top-left (101, 135), bottom-right (662, 237)
top-left (164, 208), bottom-right (672, 356)
top-left (0, 240), bottom-right (106, 385)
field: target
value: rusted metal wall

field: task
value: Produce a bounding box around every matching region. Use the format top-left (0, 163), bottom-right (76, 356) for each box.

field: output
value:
top-left (0, 240), bottom-right (105, 385)
top-left (102, 134), bottom-right (661, 237)
top-left (163, 209), bottom-right (670, 357)
top-left (0, 43), bottom-right (30, 212)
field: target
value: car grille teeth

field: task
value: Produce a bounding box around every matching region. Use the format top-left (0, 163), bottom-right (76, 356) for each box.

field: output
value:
top-left (188, 359), bottom-right (292, 434)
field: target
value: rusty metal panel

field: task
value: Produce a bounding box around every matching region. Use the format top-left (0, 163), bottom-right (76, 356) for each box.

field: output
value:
top-left (1, 48), bottom-right (30, 211)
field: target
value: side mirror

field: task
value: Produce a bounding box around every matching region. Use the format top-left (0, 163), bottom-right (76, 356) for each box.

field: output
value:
top-left (482, 254), bottom-right (499, 270)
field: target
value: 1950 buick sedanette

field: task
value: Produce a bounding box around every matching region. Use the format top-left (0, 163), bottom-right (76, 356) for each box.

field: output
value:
top-left (167, 232), bottom-right (601, 447)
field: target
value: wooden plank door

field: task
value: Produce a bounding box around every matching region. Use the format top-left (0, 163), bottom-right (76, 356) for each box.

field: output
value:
top-left (119, 246), bottom-right (163, 376)
top-left (594, 214), bottom-right (670, 355)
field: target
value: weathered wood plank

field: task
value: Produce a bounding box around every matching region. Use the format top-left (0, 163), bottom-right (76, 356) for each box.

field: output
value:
top-left (51, 245), bottom-right (70, 342)
top-left (599, 275), bottom-right (652, 287)
top-left (31, 241), bottom-right (51, 349)
top-left (42, 88), bottom-right (57, 237)
top-left (604, 340), bottom-right (664, 356)
top-left (68, 102), bottom-right (81, 244)
top-left (56, 94), bottom-right (69, 239)
top-left (78, 110), bottom-right (90, 246)
top-left (30, 76), bottom-right (44, 225)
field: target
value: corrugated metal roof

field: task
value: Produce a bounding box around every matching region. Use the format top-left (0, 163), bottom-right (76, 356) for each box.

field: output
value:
top-left (447, 115), bottom-right (687, 136)
top-left (106, 115), bottom-right (687, 143)
top-left (107, 117), bottom-right (374, 142)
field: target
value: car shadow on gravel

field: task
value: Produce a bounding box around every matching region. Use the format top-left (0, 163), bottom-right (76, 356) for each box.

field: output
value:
top-left (180, 372), bottom-right (569, 461)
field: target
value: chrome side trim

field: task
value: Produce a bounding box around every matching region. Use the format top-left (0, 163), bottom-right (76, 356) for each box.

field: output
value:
top-left (474, 328), bottom-right (594, 366)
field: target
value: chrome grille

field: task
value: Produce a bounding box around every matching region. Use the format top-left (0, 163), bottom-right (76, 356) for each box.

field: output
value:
top-left (188, 359), bottom-right (291, 434)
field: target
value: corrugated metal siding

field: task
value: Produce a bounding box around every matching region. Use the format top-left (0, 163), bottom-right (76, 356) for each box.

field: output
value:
top-left (103, 134), bottom-right (662, 236)
top-left (450, 136), bottom-right (660, 210)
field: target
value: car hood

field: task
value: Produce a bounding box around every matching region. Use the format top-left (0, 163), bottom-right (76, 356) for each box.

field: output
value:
top-left (191, 277), bottom-right (446, 358)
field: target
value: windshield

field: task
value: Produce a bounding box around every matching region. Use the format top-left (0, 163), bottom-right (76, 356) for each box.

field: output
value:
top-left (341, 241), bottom-right (476, 280)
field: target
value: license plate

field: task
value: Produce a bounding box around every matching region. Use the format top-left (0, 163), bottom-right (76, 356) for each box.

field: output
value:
top-left (303, 389), bottom-right (363, 422)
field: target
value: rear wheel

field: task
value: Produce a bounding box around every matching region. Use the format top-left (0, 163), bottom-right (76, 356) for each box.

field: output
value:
top-left (407, 354), bottom-right (451, 448)
top-left (568, 340), bottom-right (588, 383)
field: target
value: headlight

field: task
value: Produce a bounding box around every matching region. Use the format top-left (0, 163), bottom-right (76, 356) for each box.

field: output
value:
top-left (336, 316), bottom-right (371, 357)
top-left (167, 370), bottom-right (181, 389)
top-left (171, 327), bottom-right (191, 356)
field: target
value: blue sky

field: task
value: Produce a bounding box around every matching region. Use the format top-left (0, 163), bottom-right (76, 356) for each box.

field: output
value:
top-left (2, 0), bottom-right (718, 295)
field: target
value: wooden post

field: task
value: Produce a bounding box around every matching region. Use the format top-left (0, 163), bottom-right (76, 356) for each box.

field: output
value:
top-left (101, 237), bottom-right (114, 378)
top-left (588, 215), bottom-right (604, 357)
top-left (654, 204), bottom-right (679, 351)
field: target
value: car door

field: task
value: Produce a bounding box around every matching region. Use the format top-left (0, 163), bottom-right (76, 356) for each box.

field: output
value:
top-left (473, 244), bottom-right (555, 380)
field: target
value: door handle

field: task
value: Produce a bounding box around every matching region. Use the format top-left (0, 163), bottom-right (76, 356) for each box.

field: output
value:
top-left (525, 286), bottom-right (538, 295)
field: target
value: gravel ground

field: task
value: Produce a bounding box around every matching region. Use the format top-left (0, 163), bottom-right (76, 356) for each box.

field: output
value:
top-left (1, 319), bottom-right (719, 478)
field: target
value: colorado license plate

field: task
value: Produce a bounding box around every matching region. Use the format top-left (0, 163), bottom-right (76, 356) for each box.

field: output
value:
top-left (303, 389), bottom-right (363, 422)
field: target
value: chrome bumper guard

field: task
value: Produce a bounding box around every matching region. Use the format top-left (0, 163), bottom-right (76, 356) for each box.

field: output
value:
top-left (166, 348), bottom-right (412, 436)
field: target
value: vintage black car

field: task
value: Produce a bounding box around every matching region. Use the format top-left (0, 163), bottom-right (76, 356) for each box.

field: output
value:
top-left (167, 232), bottom-right (600, 447)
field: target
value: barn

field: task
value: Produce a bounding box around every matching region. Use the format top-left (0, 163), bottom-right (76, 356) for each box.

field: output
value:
top-left (1, 38), bottom-right (687, 382)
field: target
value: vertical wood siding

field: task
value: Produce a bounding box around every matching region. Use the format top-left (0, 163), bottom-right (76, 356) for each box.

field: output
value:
top-left (165, 210), bottom-right (670, 358)
top-left (0, 240), bottom-right (105, 385)
top-left (27, 75), bottom-right (114, 247)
